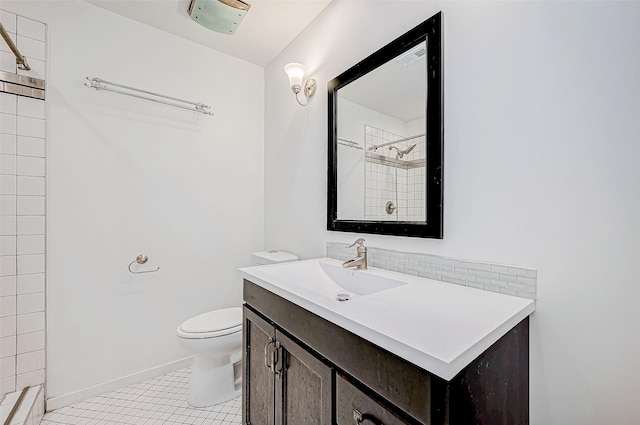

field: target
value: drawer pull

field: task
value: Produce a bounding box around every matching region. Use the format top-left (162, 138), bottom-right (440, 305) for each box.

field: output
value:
top-left (353, 409), bottom-right (384, 425)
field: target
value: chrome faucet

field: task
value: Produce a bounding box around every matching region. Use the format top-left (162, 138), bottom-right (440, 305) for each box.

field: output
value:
top-left (342, 238), bottom-right (367, 270)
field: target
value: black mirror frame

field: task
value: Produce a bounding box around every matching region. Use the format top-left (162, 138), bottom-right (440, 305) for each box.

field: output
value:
top-left (327, 12), bottom-right (443, 238)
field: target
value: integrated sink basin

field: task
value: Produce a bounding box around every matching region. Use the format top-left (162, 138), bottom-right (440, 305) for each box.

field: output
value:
top-left (247, 259), bottom-right (407, 301)
top-left (240, 256), bottom-right (536, 381)
top-left (318, 262), bottom-right (407, 296)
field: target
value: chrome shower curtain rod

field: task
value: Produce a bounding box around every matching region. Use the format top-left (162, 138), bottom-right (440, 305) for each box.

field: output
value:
top-left (0, 21), bottom-right (30, 71)
top-left (368, 132), bottom-right (425, 151)
top-left (84, 77), bottom-right (214, 116)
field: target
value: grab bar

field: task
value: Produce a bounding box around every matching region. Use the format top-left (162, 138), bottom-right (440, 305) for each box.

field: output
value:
top-left (128, 254), bottom-right (160, 274)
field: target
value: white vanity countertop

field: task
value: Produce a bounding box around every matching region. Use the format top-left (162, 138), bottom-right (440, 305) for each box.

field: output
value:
top-left (239, 257), bottom-right (535, 381)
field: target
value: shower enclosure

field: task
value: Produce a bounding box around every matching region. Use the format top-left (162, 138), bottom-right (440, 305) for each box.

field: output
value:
top-left (364, 125), bottom-right (425, 221)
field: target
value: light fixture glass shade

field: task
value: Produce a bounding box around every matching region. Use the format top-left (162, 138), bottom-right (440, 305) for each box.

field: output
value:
top-left (188, 0), bottom-right (251, 35)
top-left (284, 63), bottom-right (306, 91)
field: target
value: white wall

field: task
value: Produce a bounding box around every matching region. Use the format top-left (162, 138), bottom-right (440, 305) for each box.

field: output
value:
top-left (265, 1), bottom-right (640, 424)
top-left (4, 0), bottom-right (264, 401)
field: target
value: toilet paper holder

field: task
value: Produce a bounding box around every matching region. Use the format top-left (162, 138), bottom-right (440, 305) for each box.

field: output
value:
top-left (128, 254), bottom-right (160, 274)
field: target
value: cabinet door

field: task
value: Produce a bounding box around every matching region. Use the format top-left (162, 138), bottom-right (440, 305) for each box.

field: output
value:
top-left (336, 374), bottom-right (415, 425)
top-left (275, 331), bottom-right (333, 425)
top-left (243, 307), bottom-right (277, 425)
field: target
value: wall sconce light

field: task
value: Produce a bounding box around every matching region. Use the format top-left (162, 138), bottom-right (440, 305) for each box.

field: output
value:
top-left (284, 63), bottom-right (316, 106)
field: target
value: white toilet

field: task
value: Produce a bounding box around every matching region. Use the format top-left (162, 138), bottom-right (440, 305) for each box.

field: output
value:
top-left (176, 250), bottom-right (298, 407)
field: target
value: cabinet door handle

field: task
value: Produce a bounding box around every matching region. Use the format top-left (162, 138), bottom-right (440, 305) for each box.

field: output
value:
top-left (272, 341), bottom-right (282, 378)
top-left (264, 339), bottom-right (275, 372)
top-left (353, 409), bottom-right (384, 425)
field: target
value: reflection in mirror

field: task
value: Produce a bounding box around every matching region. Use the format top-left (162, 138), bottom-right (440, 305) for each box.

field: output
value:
top-left (328, 12), bottom-right (442, 238)
top-left (337, 41), bottom-right (426, 222)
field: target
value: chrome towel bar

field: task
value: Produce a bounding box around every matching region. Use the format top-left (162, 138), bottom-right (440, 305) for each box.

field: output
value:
top-left (84, 76), bottom-right (214, 116)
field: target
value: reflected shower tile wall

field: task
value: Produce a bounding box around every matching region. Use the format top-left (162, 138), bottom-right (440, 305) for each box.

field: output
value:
top-left (364, 126), bottom-right (426, 221)
top-left (0, 9), bottom-right (46, 399)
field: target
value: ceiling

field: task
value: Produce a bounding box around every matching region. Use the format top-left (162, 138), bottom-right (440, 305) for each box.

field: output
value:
top-left (340, 42), bottom-right (426, 123)
top-left (85, 0), bottom-right (332, 67)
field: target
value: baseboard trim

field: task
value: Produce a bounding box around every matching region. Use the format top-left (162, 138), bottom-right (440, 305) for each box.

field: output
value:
top-left (45, 357), bottom-right (193, 411)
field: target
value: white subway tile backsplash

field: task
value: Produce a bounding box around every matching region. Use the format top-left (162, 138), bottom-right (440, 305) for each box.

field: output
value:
top-left (17, 274), bottom-right (44, 295)
top-left (16, 196), bottom-right (44, 215)
top-left (16, 216), bottom-right (44, 235)
top-left (17, 176), bottom-right (44, 195)
top-left (327, 243), bottom-right (537, 300)
top-left (16, 116), bottom-right (44, 139)
top-left (0, 154), bottom-right (16, 175)
top-left (0, 195), bottom-right (16, 215)
top-left (16, 136), bottom-right (44, 158)
top-left (0, 276), bottom-right (16, 297)
top-left (0, 315), bottom-right (16, 337)
top-left (16, 368), bottom-right (44, 388)
top-left (16, 311), bottom-right (44, 334)
top-left (0, 134), bottom-right (16, 155)
top-left (16, 17), bottom-right (45, 42)
top-left (0, 335), bottom-right (16, 357)
top-left (0, 295), bottom-right (16, 317)
top-left (0, 113), bottom-right (16, 135)
top-left (16, 331), bottom-right (44, 354)
top-left (17, 254), bottom-right (45, 274)
top-left (0, 255), bottom-right (16, 276)
top-left (16, 36), bottom-right (45, 61)
top-left (16, 293), bottom-right (44, 315)
top-left (17, 97), bottom-right (45, 120)
top-left (16, 349), bottom-right (44, 373)
top-left (0, 235), bottom-right (16, 255)
top-left (17, 235), bottom-right (44, 255)
top-left (0, 175), bottom-right (15, 194)
top-left (16, 155), bottom-right (44, 176)
top-left (0, 93), bottom-right (17, 114)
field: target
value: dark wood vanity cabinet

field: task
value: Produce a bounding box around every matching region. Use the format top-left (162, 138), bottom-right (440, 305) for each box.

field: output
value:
top-left (336, 375), bottom-right (414, 425)
top-left (243, 279), bottom-right (529, 425)
top-left (243, 307), bottom-right (332, 425)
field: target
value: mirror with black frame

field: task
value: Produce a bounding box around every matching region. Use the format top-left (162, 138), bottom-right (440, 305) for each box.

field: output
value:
top-left (327, 12), bottom-right (442, 238)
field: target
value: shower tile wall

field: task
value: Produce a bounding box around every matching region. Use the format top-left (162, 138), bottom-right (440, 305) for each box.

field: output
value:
top-left (364, 125), bottom-right (425, 221)
top-left (0, 10), bottom-right (47, 399)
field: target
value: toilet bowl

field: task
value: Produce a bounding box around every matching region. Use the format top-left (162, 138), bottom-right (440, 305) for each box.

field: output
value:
top-left (176, 307), bottom-right (243, 407)
top-left (176, 250), bottom-right (298, 407)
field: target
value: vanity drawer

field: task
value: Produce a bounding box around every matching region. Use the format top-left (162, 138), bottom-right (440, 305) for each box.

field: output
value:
top-left (336, 375), bottom-right (416, 425)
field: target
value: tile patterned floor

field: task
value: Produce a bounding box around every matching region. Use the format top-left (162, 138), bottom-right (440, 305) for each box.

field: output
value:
top-left (41, 368), bottom-right (241, 425)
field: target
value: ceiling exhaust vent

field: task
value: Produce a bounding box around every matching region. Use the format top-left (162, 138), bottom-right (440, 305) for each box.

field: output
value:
top-left (188, 0), bottom-right (251, 35)
top-left (396, 44), bottom-right (426, 66)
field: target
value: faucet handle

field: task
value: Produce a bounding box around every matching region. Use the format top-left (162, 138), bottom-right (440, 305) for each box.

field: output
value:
top-left (347, 238), bottom-right (365, 248)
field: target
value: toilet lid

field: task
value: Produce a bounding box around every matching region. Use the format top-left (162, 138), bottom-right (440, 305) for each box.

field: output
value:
top-left (179, 307), bottom-right (242, 335)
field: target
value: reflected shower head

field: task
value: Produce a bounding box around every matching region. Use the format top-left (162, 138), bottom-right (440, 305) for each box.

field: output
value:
top-left (188, 0), bottom-right (251, 35)
top-left (403, 144), bottom-right (416, 156)
top-left (390, 144), bottom-right (416, 158)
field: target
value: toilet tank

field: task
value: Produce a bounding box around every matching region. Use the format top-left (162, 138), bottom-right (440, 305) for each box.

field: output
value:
top-left (251, 250), bottom-right (298, 265)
